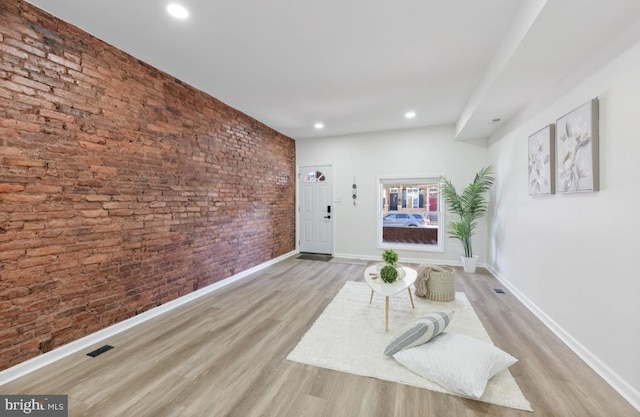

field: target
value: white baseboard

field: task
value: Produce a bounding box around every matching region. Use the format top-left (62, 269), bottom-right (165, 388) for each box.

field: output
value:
top-left (487, 266), bottom-right (640, 412)
top-left (0, 250), bottom-right (298, 387)
top-left (333, 252), bottom-right (479, 267)
top-left (332, 252), bottom-right (377, 262)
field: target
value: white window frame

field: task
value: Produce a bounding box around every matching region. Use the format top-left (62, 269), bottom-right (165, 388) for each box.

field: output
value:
top-left (376, 175), bottom-right (444, 252)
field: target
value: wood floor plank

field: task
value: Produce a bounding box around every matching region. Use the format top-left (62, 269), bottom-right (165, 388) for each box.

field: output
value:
top-left (1, 258), bottom-right (637, 417)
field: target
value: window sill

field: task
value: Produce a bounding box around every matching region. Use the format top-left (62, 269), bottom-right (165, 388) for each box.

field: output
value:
top-left (377, 241), bottom-right (444, 253)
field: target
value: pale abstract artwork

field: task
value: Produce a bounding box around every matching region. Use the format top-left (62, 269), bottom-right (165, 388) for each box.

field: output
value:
top-left (556, 99), bottom-right (600, 193)
top-left (528, 125), bottom-right (555, 195)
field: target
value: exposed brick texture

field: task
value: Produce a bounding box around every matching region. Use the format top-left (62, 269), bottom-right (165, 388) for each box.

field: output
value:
top-left (0, 1), bottom-right (296, 371)
top-left (382, 227), bottom-right (438, 245)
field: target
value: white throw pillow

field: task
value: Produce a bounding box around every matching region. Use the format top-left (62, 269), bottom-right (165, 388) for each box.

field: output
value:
top-left (384, 310), bottom-right (454, 356)
top-left (393, 332), bottom-right (518, 399)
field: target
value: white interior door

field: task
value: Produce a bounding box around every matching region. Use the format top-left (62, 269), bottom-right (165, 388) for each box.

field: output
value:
top-left (299, 165), bottom-right (333, 255)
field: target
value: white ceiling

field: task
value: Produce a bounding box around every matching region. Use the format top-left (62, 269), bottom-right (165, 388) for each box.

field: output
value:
top-left (25, 0), bottom-right (640, 142)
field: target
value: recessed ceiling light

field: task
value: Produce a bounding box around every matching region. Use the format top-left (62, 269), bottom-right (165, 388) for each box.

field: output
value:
top-left (314, 122), bottom-right (324, 129)
top-left (167, 4), bottom-right (189, 19)
top-left (405, 111), bottom-right (416, 119)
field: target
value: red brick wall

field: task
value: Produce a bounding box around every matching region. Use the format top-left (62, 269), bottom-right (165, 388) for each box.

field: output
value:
top-left (0, 1), bottom-right (296, 371)
top-left (382, 227), bottom-right (438, 245)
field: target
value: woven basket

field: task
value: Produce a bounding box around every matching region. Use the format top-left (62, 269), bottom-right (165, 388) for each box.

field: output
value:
top-left (426, 266), bottom-right (456, 302)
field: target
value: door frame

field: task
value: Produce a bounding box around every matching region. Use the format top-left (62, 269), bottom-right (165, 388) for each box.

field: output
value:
top-left (297, 164), bottom-right (334, 255)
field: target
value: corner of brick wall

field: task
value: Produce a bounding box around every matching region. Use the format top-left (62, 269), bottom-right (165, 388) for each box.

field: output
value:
top-left (0, 0), bottom-right (296, 370)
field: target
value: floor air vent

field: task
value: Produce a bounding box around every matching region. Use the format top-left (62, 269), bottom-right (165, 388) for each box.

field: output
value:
top-left (87, 345), bottom-right (114, 357)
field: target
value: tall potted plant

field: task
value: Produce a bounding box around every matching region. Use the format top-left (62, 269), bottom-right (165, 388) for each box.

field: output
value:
top-left (440, 166), bottom-right (495, 273)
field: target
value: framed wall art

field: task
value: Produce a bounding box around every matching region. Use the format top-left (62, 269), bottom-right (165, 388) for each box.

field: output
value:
top-left (556, 98), bottom-right (599, 193)
top-left (528, 124), bottom-right (555, 196)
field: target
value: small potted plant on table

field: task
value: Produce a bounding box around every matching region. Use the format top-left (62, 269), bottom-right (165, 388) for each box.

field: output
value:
top-left (379, 249), bottom-right (405, 283)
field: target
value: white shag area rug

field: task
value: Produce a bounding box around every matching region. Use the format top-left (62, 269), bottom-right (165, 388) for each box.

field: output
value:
top-left (287, 281), bottom-right (532, 411)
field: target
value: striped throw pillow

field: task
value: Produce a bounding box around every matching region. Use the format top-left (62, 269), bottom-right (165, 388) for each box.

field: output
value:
top-left (384, 310), bottom-right (454, 356)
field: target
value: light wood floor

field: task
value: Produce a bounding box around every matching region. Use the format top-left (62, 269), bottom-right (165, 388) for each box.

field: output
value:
top-left (1, 258), bottom-right (638, 417)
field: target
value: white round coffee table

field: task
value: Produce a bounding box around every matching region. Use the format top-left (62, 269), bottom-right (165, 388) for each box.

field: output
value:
top-left (364, 265), bottom-right (417, 331)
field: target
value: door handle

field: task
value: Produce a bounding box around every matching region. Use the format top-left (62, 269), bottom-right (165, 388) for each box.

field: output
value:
top-left (324, 215), bottom-right (331, 219)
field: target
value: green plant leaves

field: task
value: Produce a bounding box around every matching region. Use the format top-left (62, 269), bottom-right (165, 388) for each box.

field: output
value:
top-left (439, 166), bottom-right (494, 258)
top-left (380, 264), bottom-right (398, 283)
top-left (382, 249), bottom-right (398, 265)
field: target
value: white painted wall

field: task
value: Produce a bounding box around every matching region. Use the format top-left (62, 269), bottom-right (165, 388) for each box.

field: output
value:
top-left (296, 125), bottom-right (489, 264)
top-left (488, 39), bottom-right (640, 407)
